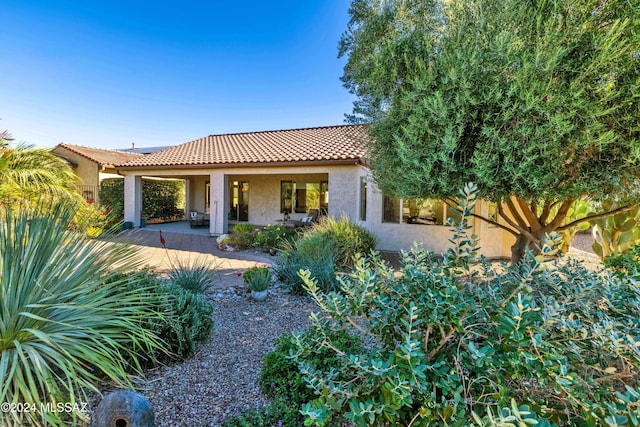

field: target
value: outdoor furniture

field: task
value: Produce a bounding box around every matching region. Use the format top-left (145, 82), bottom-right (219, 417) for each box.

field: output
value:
top-left (287, 209), bottom-right (321, 228)
top-left (189, 211), bottom-right (210, 228)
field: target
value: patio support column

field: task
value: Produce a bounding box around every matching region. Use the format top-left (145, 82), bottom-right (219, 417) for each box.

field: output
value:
top-left (124, 174), bottom-right (143, 227)
top-left (184, 178), bottom-right (191, 221)
top-left (208, 171), bottom-right (227, 236)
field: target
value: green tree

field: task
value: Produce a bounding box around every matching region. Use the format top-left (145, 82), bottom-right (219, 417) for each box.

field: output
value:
top-left (340, 0), bottom-right (640, 262)
top-left (0, 130), bottom-right (80, 204)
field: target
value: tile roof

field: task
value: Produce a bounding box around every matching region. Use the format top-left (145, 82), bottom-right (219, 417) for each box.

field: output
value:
top-left (118, 124), bottom-right (369, 169)
top-left (55, 143), bottom-right (143, 166)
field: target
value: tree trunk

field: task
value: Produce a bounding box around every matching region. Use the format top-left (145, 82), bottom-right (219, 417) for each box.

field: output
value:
top-left (510, 234), bottom-right (532, 264)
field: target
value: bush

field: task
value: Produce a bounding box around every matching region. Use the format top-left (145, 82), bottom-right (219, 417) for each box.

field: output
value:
top-left (604, 243), bottom-right (640, 278)
top-left (254, 224), bottom-right (298, 251)
top-left (274, 217), bottom-right (376, 294)
top-left (261, 329), bottom-right (363, 410)
top-left (306, 215), bottom-right (377, 266)
top-left (292, 184), bottom-right (640, 426)
top-left (155, 283), bottom-right (214, 359)
top-left (220, 397), bottom-right (300, 427)
top-left (167, 257), bottom-right (217, 293)
top-left (275, 236), bottom-right (338, 294)
top-left (0, 202), bottom-right (163, 427)
top-left (228, 223), bottom-right (256, 249)
top-left (99, 177), bottom-right (185, 221)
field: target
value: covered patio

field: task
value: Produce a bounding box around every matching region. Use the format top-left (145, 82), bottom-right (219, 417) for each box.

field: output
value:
top-left (117, 125), bottom-right (368, 237)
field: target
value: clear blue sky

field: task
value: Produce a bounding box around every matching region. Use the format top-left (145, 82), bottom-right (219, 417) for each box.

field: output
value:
top-left (0, 0), bottom-right (355, 150)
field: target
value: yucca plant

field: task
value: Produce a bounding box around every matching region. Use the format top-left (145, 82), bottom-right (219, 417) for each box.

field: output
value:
top-left (0, 201), bottom-right (163, 427)
top-left (167, 256), bottom-right (217, 294)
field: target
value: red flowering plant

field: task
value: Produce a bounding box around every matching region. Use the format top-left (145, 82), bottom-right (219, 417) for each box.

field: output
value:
top-left (80, 199), bottom-right (120, 238)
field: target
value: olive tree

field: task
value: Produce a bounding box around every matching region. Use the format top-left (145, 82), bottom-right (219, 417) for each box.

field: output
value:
top-left (340, 0), bottom-right (640, 262)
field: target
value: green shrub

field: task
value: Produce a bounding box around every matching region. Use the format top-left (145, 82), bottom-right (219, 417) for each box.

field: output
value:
top-left (275, 237), bottom-right (338, 294)
top-left (274, 217), bottom-right (375, 294)
top-left (305, 215), bottom-right (377, 266)
top-left (220, 397), bottom-right (299, 427)
top-left (242, 266), bottom-right (271, 291)
top-left (254, 224), bottom-right (298, 250)
top-left (228, 223), bottom-right (256, 249)
top-left (156, 283), bottom-right (214, 360)
top-left (99, 177), bottom-right (185, 221)
top-left (167, 257), bottom-right (216, 294)
top-left (603, 243), bottom-right (640, 279)
top-left (0, 202), bottom-right (163, 427)
top-left (261, 329), bottom-right (363, 411)
top-left (292, 183), bottom-right (640, 426)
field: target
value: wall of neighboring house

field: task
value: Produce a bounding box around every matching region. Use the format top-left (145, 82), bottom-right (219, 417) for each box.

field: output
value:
top-left (52, 146), bottom-right (100, 202)
top-left (53, 146), bottom-right (99, 186)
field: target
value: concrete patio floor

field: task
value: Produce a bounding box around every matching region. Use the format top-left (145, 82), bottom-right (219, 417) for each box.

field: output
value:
top-left (108, 223), bottom-right (274, 288)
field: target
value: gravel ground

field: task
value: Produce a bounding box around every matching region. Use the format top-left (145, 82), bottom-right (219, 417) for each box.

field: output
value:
top-left (92, 234), bottom-right (601, 427)
top-left (141, 284), bottom-right (316, 426)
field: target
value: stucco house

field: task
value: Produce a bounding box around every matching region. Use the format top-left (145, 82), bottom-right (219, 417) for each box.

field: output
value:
top-left (116, 124), bottom-right (514, 258)
top-left (53, 143), bottom-right (142, 204)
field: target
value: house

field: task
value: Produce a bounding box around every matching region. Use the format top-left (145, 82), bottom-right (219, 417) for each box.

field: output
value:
top-left (116, 125), bottom-right (514, 258)
top-left (53, 143), bottom-right (143, 204)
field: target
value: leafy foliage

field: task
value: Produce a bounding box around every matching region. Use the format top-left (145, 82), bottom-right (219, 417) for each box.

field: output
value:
top-left (242, 266), bottom-right (271, 292)
top-left (155, 283), bottom-right (213, 359)
top-left (99, 177), bottom-right (185, 221)
top-left (275, 233), bottom-right (338, 294)
top-left (0, 202), bottom-right (163, 427)
top-left (228, 223), bottom-right (257, 249)
top-left (0, 132), bottom-right (81, 205)
top-left (291, 185), bottom-right (640, 426)
top-left (339, 0), bottom-right (640, 262)
top-left (254, 224), bottom-right (299, 251)
top-left (603, 243), bottom-right (640, 279)
top-left (305, 216), bottom-right (377, 267)
top-left (275, 216), bottom-right (376, 294)
top-left (592, 205), bottom-right (640, 258)
top-left (167, 257), bottom-right (217, 294)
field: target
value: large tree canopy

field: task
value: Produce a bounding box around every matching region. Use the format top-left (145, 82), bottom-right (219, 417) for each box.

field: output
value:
top-left (340, 0), bottom-right (640, 261)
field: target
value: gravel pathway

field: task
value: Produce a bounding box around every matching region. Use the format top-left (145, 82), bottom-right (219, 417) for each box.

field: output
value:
top-left (141, 285), bottom-right (316, 426)
top-left (100, 235), bottom-right (601, 427)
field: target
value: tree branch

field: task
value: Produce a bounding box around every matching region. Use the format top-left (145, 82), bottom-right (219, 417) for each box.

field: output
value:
top-left (517, 197), bottom-right (541, 231)
top-left (499, 203), bottom-right (539, 242)
top-left (557, 204), bottom-right (638, 232)
top-left (548, 198), bottom-right (577, 231)
top-left (538, 200), bottom-right (555, 224)
top-left (469, 212), bottom-right (519, 237)
top-left (505, 198), bottom-right (528, 229)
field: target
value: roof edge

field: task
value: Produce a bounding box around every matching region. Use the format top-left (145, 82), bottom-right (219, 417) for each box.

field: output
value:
top-left (117, 158), bottom-right (365, 172)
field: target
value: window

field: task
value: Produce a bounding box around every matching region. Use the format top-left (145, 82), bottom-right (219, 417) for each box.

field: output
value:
top-left (383, 196), bottom-right (457, 225)
top-left (281, 179), bottom-right (328, 214)
top-left (382, 195), bottom-right (400, 223)
top-left (280, 181), bottom-right (293, 213)
top-left (359, 177), bottom-right (367, 221)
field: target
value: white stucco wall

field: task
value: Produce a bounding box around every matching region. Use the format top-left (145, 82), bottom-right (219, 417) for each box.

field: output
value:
top-left (121, 165), bottom-right (514, 258)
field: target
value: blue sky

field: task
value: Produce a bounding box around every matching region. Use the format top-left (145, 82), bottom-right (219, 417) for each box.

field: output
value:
top-left (0, 1), bottom-right (355, 150)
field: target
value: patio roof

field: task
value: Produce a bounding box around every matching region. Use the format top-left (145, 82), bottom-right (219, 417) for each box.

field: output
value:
top-left (117, 124), bottom-right (369, 170)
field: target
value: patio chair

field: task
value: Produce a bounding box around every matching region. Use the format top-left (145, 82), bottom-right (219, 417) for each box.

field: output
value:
top-left (288, 209), bottom-right (321, 228)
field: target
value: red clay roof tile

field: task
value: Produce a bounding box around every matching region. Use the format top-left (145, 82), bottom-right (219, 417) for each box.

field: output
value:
top-left (55, 143), bottom-right (142, 166)
top-left (118, 124), bottom-right (368, 168)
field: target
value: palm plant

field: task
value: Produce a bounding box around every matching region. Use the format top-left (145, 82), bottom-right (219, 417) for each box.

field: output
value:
top-left (0, 201), bottom-right (163, 427)
top-left (0, 130), bottom-right (81, 205)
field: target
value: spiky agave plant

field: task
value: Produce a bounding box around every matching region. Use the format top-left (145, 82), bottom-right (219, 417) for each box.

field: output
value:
top-left (0, 201), bottom-right (163, 427)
